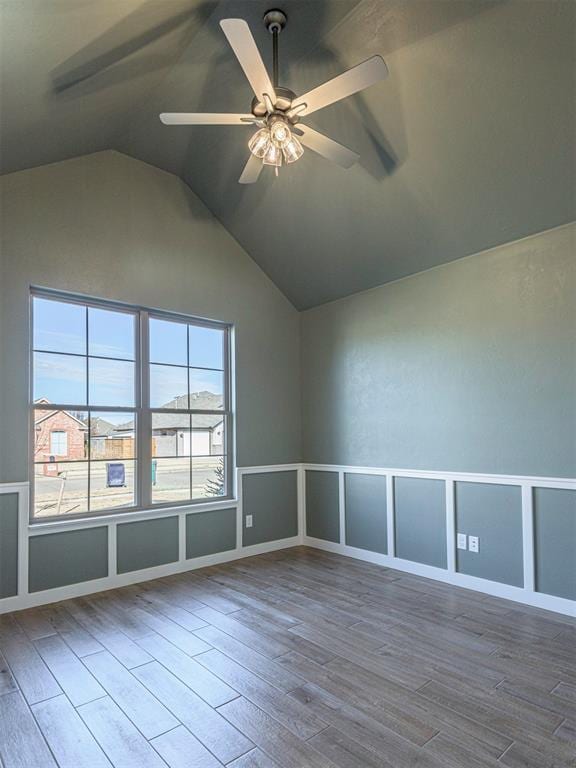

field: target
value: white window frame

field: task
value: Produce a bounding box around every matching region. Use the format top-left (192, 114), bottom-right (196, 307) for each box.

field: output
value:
top-left (30, 289), bottom-right (233, 523)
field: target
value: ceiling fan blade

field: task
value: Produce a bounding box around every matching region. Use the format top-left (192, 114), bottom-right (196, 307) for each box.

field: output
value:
top-left (239, 154), bottom-right (263, 184)
top-left (160, 113), bottom-right (256, 125)
top-left (291, 55), bottom-right (388, 116)
top-left (220, 19), bottom-right (277, 104)
top-left (296, 125), bottom-right (359, 169)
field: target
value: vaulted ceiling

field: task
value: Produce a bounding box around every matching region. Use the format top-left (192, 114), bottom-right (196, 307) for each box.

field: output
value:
top-left (1, 0), bottom-right (574, 308)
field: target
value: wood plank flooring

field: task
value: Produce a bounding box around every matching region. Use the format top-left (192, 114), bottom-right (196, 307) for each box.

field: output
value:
top-left (0, 547), bottom-right (575, 768)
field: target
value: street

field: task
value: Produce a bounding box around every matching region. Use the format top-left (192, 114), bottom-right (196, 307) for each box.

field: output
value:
top-left (34, 459), bottom-right (223, 517)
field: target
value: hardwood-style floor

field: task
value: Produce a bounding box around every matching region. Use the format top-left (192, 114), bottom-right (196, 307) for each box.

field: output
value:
top-left (0, 547), bottom-right (575, 768)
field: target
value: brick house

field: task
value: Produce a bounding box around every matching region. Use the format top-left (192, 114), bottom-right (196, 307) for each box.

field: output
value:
top-left (34, 399), bottom-right (87, 470)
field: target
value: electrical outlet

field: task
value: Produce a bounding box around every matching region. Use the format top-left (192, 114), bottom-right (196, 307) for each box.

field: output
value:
top-left (245, 514), bottom-right (253, 528)
top-left (469, 535), bottom-right (479, 553)
top-left (457, 533), bottom-right (467, 550)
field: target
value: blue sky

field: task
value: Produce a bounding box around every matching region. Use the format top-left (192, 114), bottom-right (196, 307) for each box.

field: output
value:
top-left (33, 298), bottom-right (224, 407)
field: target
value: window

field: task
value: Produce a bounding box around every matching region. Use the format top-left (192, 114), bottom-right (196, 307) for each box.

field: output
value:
top-left (31, 292), bottom-right (232, 520)
top-left (49, 431), bottom-right (68, 456)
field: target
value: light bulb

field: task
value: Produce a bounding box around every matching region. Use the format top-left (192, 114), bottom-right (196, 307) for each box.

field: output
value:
top-left (262, 142), bottom-right (282, 167)
top-left (248, 128), bottom-right (271, 158)
top-left (282, 136), bottom-right (304, 164)
top-left (269, 119), bottom-right (291, 147)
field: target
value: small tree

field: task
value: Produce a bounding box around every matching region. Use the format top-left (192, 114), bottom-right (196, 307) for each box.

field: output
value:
top-left (204, 457), bottom-right (225, 497)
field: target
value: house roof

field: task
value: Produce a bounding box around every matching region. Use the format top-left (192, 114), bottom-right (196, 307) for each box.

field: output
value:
top-left (89, 416), bottom-right (117, 437)
top-left (117, 391), bottom-right (223, 431)
top-left (34, 401), bottom-right (88, 430)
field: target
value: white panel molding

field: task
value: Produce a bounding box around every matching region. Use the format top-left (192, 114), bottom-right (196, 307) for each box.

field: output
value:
top-left (303, 535), bottom-right (576, 617)
top-left (445, 479), bottom-right (456, 574)
top-left (521, 484), bottom-right (536, 593)
top-left (2, 462), bottom-right (575, 616)
top-left (302, 463), bottom-right (576, 490)
top-left (303, 464), bottom-right (576, 618)
top-left (0, 466), bottom-right (302, 614)
top-left (385, 474), bottom-right (395, 558)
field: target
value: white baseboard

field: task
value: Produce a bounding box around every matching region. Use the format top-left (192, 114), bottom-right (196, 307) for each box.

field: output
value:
top-left (303, 537), bottom-right (576, 617)
top-left (0, 536), bottom-right (300, 614)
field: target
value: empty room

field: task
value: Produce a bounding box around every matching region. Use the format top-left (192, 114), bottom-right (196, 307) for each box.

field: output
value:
top-left (0, 1), bottom-right (575, 767)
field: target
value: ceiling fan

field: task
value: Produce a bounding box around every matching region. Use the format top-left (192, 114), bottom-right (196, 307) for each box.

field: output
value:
top-left (159, 9), bottom-right (388, 184)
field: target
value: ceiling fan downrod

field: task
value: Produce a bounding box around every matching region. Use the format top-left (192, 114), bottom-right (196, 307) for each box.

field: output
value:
top-left (263, 9), bottom-right (286, 89)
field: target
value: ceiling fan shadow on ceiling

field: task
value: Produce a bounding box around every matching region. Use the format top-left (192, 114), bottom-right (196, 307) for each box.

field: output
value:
top-left (159, 9), bottom-right (389, 184)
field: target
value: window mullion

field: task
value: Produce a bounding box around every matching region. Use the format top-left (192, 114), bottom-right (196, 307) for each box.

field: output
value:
top-left (138, 310), bottom-right (152, 509)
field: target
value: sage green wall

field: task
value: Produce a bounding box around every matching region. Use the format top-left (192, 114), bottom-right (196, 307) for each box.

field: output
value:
top-left (455, 483), bottom-right (523, 587)
top-left (186, 508), bottom-right (236, 559)
top-left (0, 150), bottom-right (301, 484)
top-left (394, 477), bottom-right (447, 568)
top-left (301, 224), bottom-right (576, 478)
top-left (344, 473), bottom-right (387, 554)
top-left (306, 471), bottom-right (340, 543)
top-left (29, 528), bottom-right (108, 592)
top-left (534, 488), bottom-right (576, 601)
top-left (242, 472), bottom-right (298, 546)
top-left (0, 494), bottom-right (18, 598)
top-left (117, 517), bottom-right (179, 575)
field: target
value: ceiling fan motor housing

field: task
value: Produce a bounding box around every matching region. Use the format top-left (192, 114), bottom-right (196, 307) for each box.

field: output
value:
top-left (251, 87), bottom-right (296, 118)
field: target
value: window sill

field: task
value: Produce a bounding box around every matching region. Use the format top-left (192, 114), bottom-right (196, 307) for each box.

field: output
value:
top-left (28, 496), bottom-right (238, 533)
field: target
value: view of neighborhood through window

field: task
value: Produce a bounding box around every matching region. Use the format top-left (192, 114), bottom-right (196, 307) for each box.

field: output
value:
top-left (32, 294), bottom-right (230, 519)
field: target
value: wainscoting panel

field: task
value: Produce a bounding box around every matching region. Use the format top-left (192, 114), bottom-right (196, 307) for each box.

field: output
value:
top-left (534, 487), bottom-right (576, 601)
top-left (344, 473), bottom-right (387, 554)
top-left (0, 493), bottom-right (19, 598)
top-left (302, 464), bottom-right (576, 617)
top-left (117, 516), bottom-right (179, 574)
top-left (0, 466), bottom-right (302, 613)
top-left (242, 471), bottom-right (298, 546)
top-left (29, 527), bottom-right (108, 592)
top-left (455, 482), bottom-right (524, 587)
top-left (305, 470), bottom-right (340, 543)
top-left (186, 507), bottom-right (236, 558)
top-left (394, 476), bottom-right (447, 568)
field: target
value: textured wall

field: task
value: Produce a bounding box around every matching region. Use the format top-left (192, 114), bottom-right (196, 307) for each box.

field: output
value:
top-left (301, 225), bottom-right (576, 477)
top-left (0, 151), bottom-right (301, 484)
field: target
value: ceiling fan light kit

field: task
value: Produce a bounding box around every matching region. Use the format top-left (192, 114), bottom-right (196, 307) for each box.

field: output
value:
top-left (159, 9), bottom-right (389, 183)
